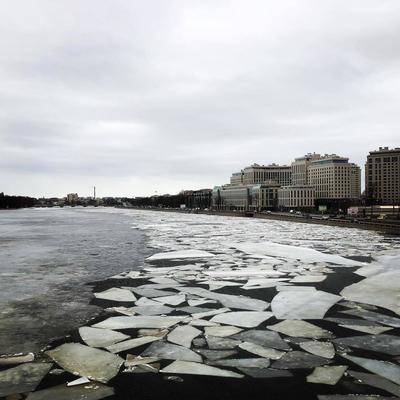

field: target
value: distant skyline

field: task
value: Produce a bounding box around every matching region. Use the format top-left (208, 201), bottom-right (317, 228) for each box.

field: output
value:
top-left (1, 1), bottom-right (399, 198)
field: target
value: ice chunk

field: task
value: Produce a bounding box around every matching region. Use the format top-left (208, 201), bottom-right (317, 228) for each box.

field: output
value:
top-left (207, 358), bottom-right (271, 368)
top-left (141, 342), bottom-right (202, 362)
top-left (106, 336), bottom-right (162, 353)
top-left (135, 297), bottom-right (160, 306)
top-left (238, 368), bottom-right (293, 378)
top-left (160, 360), bottom-right (243, 378)
top-left (232, 330), bottom-right (291, 351)
top-left (26, 382), bottom-right (114, 400)
top-left (268, 320), bottom-right (333, 339)
top-left (333, 334), bottom-right (400, 356)
top-left (307, 365), bottom-right (348, 385)
top-left (348, 370), bottom-right (400, 397)
top-left (234, 242), bottom-right (363, 266)
top-left (79, 327), bottom-right (130, 348)
top-left (290, 275), bottom-right (327, 283)
top-left (0, 363), bottom-right (52, 398)
top-left (239, 342), bottom-right (285, 359)
top-left (271, 290), bottom-right (341, 319)
top-left (179, 287), bottom-right (270, 311)
top-left (188, 298), bottom-right (217, 307)
top-left (206, 336), bottom-right (242, 350)
top-left (125, 355), bottom-right (160, 367)
top-left (130, 305), bottom-right (175, 315)
top-left (341, 269), bottom-right (400, 315)
top-left (92, 315), bottom-right (187, 329)
top-left (131, 288), bottom-right (178, 298)
top-left (153, 294), bottom-right (186, 306)
top-left (340, 309), bottom-right (400, 328)
top-left (204, 326), bottom-right (243, 337)
top-left (0, 352), bottom-right (34, 366)
top-left (339, 325), bottom-right (392, 335)
top-left (189, 319), bottom-right (219, 327)
top-left (194, 349), bottom-right (238, 361)
top-left (167, 325), bottom-right (202, 348)
top-left (191, 308), bottom-right (231, 319)
top-left (137, 328), bottom-right (169, 338)
top-left (210, 311), bottom-right (273, 328)
top-left (299, 341), bottom-right (335, 359)
top-left (94, 288), bottom-right (137, 302)
top-left (147, 250), bottom-right (214, 260)
top-left (272, 351), bottom-right (331, 369)
top-left (66, 376), bottom-right (90, 386)
top-left (46, 343), bottom-right (123, 383)
top-left (342, 354), bottom-right (400, 385)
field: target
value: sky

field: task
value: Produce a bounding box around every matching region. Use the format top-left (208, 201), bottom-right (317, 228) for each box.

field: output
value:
top-left (1, 0), bottom-right (399, 198)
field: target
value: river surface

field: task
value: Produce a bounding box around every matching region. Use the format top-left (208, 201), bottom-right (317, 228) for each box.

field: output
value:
top-left (1, 207), bottom-right (399, 355)
top-left (0, 207), bottom-right (148, 354)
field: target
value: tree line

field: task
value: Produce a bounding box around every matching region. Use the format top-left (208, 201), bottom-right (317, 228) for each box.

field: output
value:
top-left (0, 193), bottom-right (37, 209)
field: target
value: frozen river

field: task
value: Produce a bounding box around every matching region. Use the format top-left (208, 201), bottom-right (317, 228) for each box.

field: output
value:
top-left (0, 208), bottom-right (148, 354)
top-left (1, 207), bottom-right (400, 355)
top-left (1, 207), bottom-right (400, 399)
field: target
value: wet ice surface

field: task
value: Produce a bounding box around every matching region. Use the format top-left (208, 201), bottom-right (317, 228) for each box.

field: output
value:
top-left (1, 208), bottom-right (400, 400)
top-left (0, 208), bottom-right (147, 353)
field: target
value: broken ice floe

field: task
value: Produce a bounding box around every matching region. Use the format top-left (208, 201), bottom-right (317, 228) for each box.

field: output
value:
top-left (306, 365), bottom-right (348, 385)
top-left (272, 351), bottom-right (331, 369)
top-left (94, 288), bottom-right (137, 302)
top-left (239, 342), bottom-right (285, 359)
top-left (167, 325), bottom-right (202, 348)
top-left (147, 249), bottom-right (214, 260)
top-left (160, 360), bottom-right (243, 378)
top-left (348, 370), bottom-right (400, 397)
top-left (106, 336), bottom-right (162, 353)
top-left (46, 343), bottom-right (123, 383)
top-left (268, 320), bottom-right (333, 339)
top-left (141, 341), bottom-right (202, 362)
top-left (210, 311), bottom-right (273, 328)
top-left (333, 334), bottom-right (400, 356)
top-left (79, 326), bottom-right (130, 348)
top-left (299, 341), bottom-right (335, 359)
top-left (271, 290), bottom-right (341, 319)
top-left (204, 326), bottom-right (243, 337)
top-left (92, 315), bottom-right (187, 329)
top-left (232, 329), bottom-right (291, 350)
top-left (0, 363), bottom-right (52, 398)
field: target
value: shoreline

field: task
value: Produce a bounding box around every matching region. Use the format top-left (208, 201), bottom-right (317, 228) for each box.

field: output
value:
top-left (122, 207), bottom-right (400, 235)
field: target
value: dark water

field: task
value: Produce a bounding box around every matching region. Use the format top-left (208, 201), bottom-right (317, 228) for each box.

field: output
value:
top-left (0, 207), bottom-right (148, 354)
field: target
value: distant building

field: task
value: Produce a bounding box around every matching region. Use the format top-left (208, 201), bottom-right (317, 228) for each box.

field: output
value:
top-left (185, 189), bottom-right (212, 209)
top-left (278, 185), bottom-right (315, 210)
top-left (308, 155), bottom-right (361, 202)
top-left (230, 171), bottom-right (244, 185)
top-left (212, 181), bottom-right (280, 211)
top-left (365, 147), bottom-right (400, 205)
top-left (66, 193), bottom-right (79, 203)
top-left (242, 163), bottom-right (291, 186)
top-left (291, 153), bottom-right (321, 186)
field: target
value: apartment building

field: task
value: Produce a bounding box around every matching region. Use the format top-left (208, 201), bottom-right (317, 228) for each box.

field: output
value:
top-left (242, 163), bottom-right (291, 186)
top-left (278, 186), bottom-right (315, 209)
top-left (308, 155), bottom-right (361, 200)
top-left (230, 171), bottom-right (244, 185)
top-left (365, 147), bottom-right (400, 205)
top-left (291, 153), bottom-right (321, 186)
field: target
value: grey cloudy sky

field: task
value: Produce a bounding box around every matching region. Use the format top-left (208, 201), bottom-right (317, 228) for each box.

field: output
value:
top-left (1, 0), bottom-right (399, 197)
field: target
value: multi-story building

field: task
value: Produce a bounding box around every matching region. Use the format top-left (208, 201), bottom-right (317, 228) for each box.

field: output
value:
top-left (278, 185), bottom-right (315, 209)
top-left (212, 181), bottom-right (281, 211)
top-left (308, 155), bottom-right (361, 201)
top-left (242, 163), bottom-right (291, 186)
top-left (365, 147), bottom-right (400, 205)
top-left (230, 171), bottom-right (244, 185)
top-left (66, 193), bottom-right (79, 203)
top-left (291, 153), bottom-right (321, 186)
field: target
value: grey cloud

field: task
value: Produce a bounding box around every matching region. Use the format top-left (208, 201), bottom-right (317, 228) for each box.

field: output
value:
top-left (0, 0), bottom-right (399, 197)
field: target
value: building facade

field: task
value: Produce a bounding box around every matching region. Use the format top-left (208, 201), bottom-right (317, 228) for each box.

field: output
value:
top-left (308, 155), bottom-right (361, 201)
top-left (365, 147), bottom-right (400, 205)
top-left (230, 171), bottom-right (244, 185)
top-left (242, 164), bottom-right (291, 186)
top-left (291, 153), bottom-right (321, 186)
top-left (278, 186), bottom-right (315, 209)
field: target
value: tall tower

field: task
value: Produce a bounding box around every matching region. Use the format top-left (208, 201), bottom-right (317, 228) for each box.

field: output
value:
top-left (93, 186), bottom-right (96, 200)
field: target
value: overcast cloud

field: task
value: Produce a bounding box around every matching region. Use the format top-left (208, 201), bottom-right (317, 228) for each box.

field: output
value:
top-left (1, 0), bottom-right (399, 197)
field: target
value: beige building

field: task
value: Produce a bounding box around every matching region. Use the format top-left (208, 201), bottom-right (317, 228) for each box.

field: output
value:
top-left (242, 163), bottom-right (291, 186)
top-left (66, 193), bottom-right (79, 203)
top-left (278, 186), bottom-right (315, 209)
top-left (308, 155), bottom-right (361, 200)
top-left (365, 147), bottom-right (400, 205)
top-left (230, 171), bottom-right (244, 185)
top-left (212, 181), bottom-right (280, 211)
top-left (291, 153), bottom-right (321, 186)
